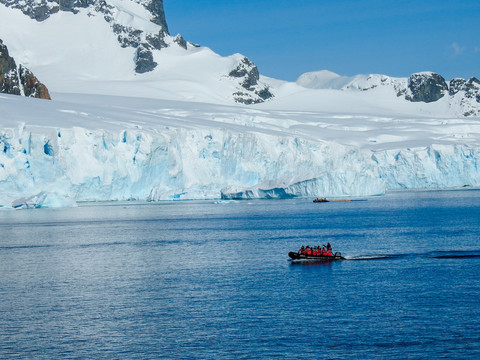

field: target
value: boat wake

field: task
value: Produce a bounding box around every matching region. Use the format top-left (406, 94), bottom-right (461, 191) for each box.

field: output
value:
top-left (345, 254), bottom-right (405, 261)
top-left (428, 250), bottom-right (480, 259)
top-left (345, 250), bottom-right (480, 261)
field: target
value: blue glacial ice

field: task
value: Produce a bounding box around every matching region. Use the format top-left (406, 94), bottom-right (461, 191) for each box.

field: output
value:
top-left (1, 124), bottom-right (479, 208)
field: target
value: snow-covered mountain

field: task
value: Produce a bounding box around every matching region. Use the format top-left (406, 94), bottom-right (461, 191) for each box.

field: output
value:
top-left (1, 0), bottom-right (480, 208)
top-left (0, 0), bottom-right (479, 113)
top-left (0, 0), bottom-right (273, 104)
top-left (297, 70), bottom-right (480, 117)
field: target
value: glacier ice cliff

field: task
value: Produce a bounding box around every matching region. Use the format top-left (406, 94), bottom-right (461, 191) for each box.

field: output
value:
top-left (1, 124), bottom-right (479, 207)
top-left (373, 145), bottom-right (480, 190)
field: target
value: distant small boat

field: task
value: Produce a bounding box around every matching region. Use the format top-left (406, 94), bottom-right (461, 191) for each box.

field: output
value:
top-left (288, 251), bottom-right (345, 261)
top-left (313, 198), bottom-right (351, 203)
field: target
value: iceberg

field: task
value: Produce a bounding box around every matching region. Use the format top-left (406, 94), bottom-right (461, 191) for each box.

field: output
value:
top-left (5, 192), bottom-right (77, 209)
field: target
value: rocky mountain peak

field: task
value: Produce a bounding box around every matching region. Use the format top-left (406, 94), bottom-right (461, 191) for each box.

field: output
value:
top-left (447, 77), bottom-right (480, 116)
top-left (229, 57), bottom-right (273, 104)
top-left (145, 0), bottom-right (168, 30)
top-left (0, 39), bottom-right (51, 99)
top-left (464, 77), bottom-right (480, 100)
top-left (1, 0), bottom-right (170, 74)
top-left (392, 72), bottom-right (479, 116)
top-left (449, 78), bottom-right (467, 96)
top-left (1, 0), bottom-right (168, 31)
top-left (406, 72), bottom-right (448, 103)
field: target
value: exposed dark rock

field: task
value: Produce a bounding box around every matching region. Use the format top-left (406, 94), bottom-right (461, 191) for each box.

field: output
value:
top-left (29, 4), bottom-right (56, 21)
top-left (229, 57), bottom-right (274, 104)
top-left (229, 57), bottom-right (260, 90)
top-left (0, 0), bottom-right (109, 20)
top-left (113, 24), bottom-right (142, 48)
top-left (232, 88), bottom-right (274, 104)
top-left (396, 88), bottom-right (407, 97)
top-left (0, 0), bottom-right (55, 21)
top-left (232, 92), bottom-right (261, 105)
top-left (465, 77), bottom-right (480, 103)
top-left (0, 0), bottom-right (90, 20)
top-left (445, 77), bottom-right (480, 116)
top-left (0, 39), bottom-right (51, 99)
top-left (0, 39), bottom-right (21, 95)
top-left (256, 87), bottom-right (274, 100)
top-left (406, 72), bottom-right (448, 103)
top-left (449, 78), bottom-right (466, 96)
top-left (147, 32), bottom-right (168, 50)
top-left (19, 65), bottom-right (51, 99)
top-left (58, 0), bottom-right (89, 13)
top-left (134, 46), bottom-right (158, 74)
top-left (448, 77), bottom-right (480, 103)
top-left (145, 0), bottom-right (168, 32)
top-left (174, 34), bottom-right (187, 50)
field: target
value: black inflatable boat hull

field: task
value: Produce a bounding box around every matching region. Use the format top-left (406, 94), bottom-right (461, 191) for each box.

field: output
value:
top-left (288, 251), bottom-right (345, 261)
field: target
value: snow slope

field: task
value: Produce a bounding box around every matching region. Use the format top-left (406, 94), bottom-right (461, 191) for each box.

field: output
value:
top-left (0, 4), bottom-right (269, 104)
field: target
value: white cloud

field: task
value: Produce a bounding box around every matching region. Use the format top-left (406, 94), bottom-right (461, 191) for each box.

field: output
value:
top-left (451, 42), bottom-right (466, 56)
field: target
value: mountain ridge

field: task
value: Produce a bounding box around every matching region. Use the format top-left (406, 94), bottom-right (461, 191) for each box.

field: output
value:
top-left (296, 70), bottom-right (480, 117)
top-left (0, 0), bottom-right (479, 116)
top-left (0, 0), bottom-right (274, 104)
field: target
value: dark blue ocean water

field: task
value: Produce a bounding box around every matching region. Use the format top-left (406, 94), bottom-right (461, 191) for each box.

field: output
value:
top-left (1, 190), bottom-right (480, 359)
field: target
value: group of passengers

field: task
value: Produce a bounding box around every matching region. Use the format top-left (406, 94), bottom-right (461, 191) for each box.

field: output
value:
top-left (298, 242), bottom-right (333, 256)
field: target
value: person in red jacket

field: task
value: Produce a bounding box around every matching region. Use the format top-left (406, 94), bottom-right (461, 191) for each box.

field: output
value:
top-left (306, 246), bottom-right (312, 255)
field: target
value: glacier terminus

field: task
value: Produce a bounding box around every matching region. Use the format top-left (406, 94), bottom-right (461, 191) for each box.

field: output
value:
top-left (1, 93), bottom-right (479, 208)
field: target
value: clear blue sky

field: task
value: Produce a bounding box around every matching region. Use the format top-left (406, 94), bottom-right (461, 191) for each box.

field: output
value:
top-left (164, 0), bottom-right (480, 81)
